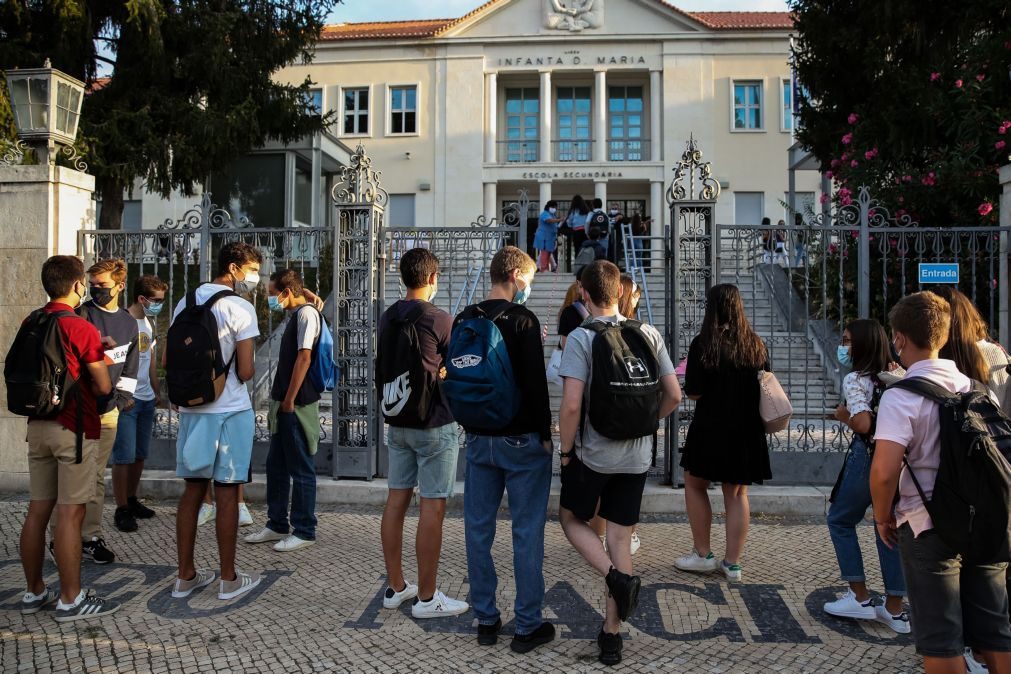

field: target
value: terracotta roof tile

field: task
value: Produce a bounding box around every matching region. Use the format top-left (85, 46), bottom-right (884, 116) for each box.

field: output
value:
top-left (320, 19), bottom-right (453, 41)
top-left (687, 11), bottom-right (794, 30)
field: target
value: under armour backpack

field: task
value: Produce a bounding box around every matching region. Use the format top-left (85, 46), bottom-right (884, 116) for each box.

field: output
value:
top-left (585, 320), bottom-right (662, 441)
top-left (890, 377), bottom-right (1011, 564)
top-left (303, 306), bottom-right (338, 393)
top-left (442, 303), bottom-right (519, 430)
top-left (376, 302), bottom-right (437, 427)
top-left (166, 288), bottom-right (237, 408)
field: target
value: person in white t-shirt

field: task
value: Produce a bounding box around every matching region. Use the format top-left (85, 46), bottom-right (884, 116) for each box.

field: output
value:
top-left (111, 275), bottom-right (167, 533)
top-left (168, 242), bottom-right (262, 602)
top-left (871, 291), bottom-right (1011, 674)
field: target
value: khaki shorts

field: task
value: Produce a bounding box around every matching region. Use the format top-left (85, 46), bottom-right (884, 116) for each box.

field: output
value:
top-left (27, 420), bottom-right (98, 505)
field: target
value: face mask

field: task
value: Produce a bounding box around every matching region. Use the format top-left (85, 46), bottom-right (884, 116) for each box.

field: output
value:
top-left (71, 282), bottom-right (86, 309)
top-left (429, 282), bottom-right (438, 302)
top-left (513, 278), bottom-right (531, 305)
top-left (143, 300), bottom-right (164, 317)
top-left (837, 345), bottom-right (852, 368)
top-left (609, 209), bottom-right (619, 216)
top-left (90, 286), bottom-right (116, 308)
top-left (548, 208), bottom-right (557, 215)
top-left (233, 268), bottom-right (260, 295)
top-left (892, 339), bottom-right (905, 369)
top-left (268, 295), bottom-right (284, 312)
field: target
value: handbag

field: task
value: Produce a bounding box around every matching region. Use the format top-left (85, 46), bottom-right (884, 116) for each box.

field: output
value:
top-left (546, 348), bottom-right (564, 387)
top-left (758, 370), bottom-right (793, 433)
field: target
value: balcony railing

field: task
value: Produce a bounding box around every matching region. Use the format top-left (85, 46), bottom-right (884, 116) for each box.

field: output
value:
top-left (553, 139), bottom-right (592, 162)
top-left (497, 140), bottom-right (540, 163)
top-left (608, 138), bottom-right (649, 162)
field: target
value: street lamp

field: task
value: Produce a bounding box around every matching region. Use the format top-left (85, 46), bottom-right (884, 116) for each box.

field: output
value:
top-left (4, 59), bottom-right (85, 164)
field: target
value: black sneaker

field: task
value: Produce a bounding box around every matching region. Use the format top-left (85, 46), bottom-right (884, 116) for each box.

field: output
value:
top-left (128, 497), bottom-right (155, 520)
top-left (598, 628), bottom-right (623, 666)
top-left (114, 506), bottom-right (138, 533)
top-left (82, 538), bottom-right (115, 564)
top-left (605, 567), bottom-right (641, 622)
top-left (477, 618), bottom-right (502, 646)
top-left (53, 592), bottom-right (120, 622)
top-left (510, 622), bottom-right (555, 654)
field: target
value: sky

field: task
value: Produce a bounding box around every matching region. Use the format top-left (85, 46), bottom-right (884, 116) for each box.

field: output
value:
top-left (328, 0), bottom-right (790, 24)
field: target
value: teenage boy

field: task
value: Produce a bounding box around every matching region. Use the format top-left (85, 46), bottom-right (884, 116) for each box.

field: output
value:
top-left (244, 269), bottom-right (321, 553)
top-left (558, 259), bottom-right (681, 665)
top-left (19, 255), bottom-right (117, 620)
top-left (871, 291), bottom-right (1011, 674)
top-left (49, 258), bottom-right (139, 565)
top-left (169, 242), bottom-right (262, 601)
top-left (588, 198), bottom-right (610, 260)
top-left (455, 246), bottom-right (555, 652)
top-left (374, 248), bottom-right (468, 619)
top-left (112, 275), bottom-right (167, 533)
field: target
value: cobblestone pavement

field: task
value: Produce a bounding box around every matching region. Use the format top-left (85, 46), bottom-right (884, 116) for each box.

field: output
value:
top-left (0, 497), bottom-right (921, 673)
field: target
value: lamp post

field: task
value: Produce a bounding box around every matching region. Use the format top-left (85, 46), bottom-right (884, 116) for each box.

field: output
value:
top-left (4, 59), bottom-right (86, 165)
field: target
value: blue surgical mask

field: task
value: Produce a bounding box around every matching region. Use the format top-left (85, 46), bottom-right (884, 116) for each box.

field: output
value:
top-left (513, 279), bottom-right (531, 305)
top-left (143, 300), bottom-right (164, 317)
top-left (268, 295), bottom-right (284, 312)
top-left (837, 345), bottom-right (852, 368)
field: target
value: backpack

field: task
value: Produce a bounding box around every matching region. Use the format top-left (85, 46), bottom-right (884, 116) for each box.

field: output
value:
top-left (376, 302), bottom-right (437, 427)
top-left (442, 304), bottom-right (519, 430)
top-left (302, 306), bottom-right (338, 393)
top-left (166, 287), bottom-right (237, 408)
top-left (890, 377), bottom-right (1011, 564)
top-left (4, 309), bottom-right (85, 462)
top-left (573, 245), bottom-right (598, 277)
top-left (588, 210), bottom-right (609, 232)
top-left (584, 320), bottom-right (662, 441)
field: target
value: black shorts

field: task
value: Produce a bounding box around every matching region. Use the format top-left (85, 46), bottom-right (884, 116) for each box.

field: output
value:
top-left (898, 524), bottom-right (1011, 658)
top-left (559, 456), bottom-right (648, 527)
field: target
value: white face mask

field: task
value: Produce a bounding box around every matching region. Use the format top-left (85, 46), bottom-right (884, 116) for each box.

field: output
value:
top-left (548, 207), bottom-right (557, 215)
top-left (233, 268), bottom-right (260, 295)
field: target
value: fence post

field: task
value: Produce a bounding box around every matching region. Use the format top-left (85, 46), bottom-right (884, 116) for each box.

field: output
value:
top-left (857, 186), bottom-right (871, 319)
top-left (1000, 164), bottom-right (1011, 347)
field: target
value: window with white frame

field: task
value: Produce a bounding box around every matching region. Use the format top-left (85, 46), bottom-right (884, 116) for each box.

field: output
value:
top-left (306, 88), bottom-right (323, 116)
top-left (733, 81), bottom-right (763, 130)
top-left (781, 79), bottom-right (793, 132)
top-left (343, 87), bottom-right (369, 135)
top-left (390, 86), bottom-right (417, 135)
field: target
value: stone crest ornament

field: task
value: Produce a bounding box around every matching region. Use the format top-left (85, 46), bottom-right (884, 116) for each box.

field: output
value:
top-left (545, 0), bottom-right (603, 31)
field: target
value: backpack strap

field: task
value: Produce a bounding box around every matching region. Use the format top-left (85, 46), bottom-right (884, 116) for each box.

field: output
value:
top-left (888, 377), bottom-right (960, 406)
top-left (572, 301), bottom-right (590, 320)
top-left (47, 309), bottom-right (86, 462)
top-left (196, 288), bottom-right (239, 371)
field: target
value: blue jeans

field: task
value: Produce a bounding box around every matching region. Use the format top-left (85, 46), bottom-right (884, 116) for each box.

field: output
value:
top-left (266, 411), bottom-right (317, 540)
top-left (827, 436), bottom-right (906, 596)
top-left (464, 432), bottom-right (552, 635)
top-left (111, 398), bottom-right (156, 464)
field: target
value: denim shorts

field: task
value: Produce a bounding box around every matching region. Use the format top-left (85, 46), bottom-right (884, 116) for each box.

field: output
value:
top-left (387, 423), bottom-right (460, 498)
top-left (176, 409), bottom-right (254, 484)
top-left (111, 398), bottom-right (157, 465)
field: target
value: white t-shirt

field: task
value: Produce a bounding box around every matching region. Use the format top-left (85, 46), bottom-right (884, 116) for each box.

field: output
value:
top-left (134, 316), bottom-right (156, 401)
top-left (171, 283), bottom-right (259, 414)
top-left (294, 305), bottom-right (321, 351)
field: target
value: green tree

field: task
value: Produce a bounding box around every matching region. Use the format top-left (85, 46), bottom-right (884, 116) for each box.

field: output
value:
top-left (0, 0), bottom-right (340, 228)
top-left (790, 0), bottom-right (1011, 225)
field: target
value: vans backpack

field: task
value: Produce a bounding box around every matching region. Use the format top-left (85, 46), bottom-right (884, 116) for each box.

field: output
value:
top-left (442, 304), bottom-right (519, 430)
top-left (5, 308), bottom-right (86, 461)
top-left (890, 377), bottom-right (1011, 564)
top-left (303, 306), bottom-right (338, 393)
top-left (166, 288), bottom-right (237, 408)
top-left (376, 302), bottom-right (437, 427)
top-left (584, 320), bottom-right (662, 441)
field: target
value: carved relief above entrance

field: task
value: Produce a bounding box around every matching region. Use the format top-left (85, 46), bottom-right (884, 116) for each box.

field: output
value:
top-left (544, 0), bottom-right (603, 32)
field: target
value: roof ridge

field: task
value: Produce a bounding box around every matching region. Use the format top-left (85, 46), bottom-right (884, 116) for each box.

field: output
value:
top-left (324, 18), bottom-right (454, 27)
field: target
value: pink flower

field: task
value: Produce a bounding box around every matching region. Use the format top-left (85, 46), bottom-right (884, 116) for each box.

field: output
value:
top-left (825, 170), bottom-right (834, 179)
top-left (902, 175), bottom-right (912, 182)
top-left (997, 140), bottom-right (1007, 150)
top-left (979, 202), bottom-right (994, 217)
top-left (841, 152), bottom-right (849, 161)
top-left (842, 133), bottom-right (853, 145)
top-left (850, 160), bottom-right (859, 168)
top-left (955, 79), bottom-right (963, 88)
top-left (828, 243), bottom-right (838, 255)
top-left (847, 113), bottom-right (859, 125)
top-left (976, 73), bottom-right (986, 82)
top-left (864, 150), bottom-right (877, 160)
top-left (831, 159), bottom-right (841, 168)
top-left (930, 72), bottom-right (941, 82)
top-left (1000, 122), bottom-right (1010, 135)
top-left (820, 193), bottom-right (830, 205)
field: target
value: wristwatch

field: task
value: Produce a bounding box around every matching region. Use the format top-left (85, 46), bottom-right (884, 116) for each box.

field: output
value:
top-left (559, 448), bottom-right (575, 459)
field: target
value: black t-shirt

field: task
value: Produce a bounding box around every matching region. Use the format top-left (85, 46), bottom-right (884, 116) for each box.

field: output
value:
top-left (557, 301), bottom-right (589, 339)
top-left (453, 299), bottom-right (551, 442)
top-left (377, 299), bottom-right (455, 428)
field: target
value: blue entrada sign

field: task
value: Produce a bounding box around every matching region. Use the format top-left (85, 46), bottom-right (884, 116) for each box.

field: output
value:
top-left (919, 263), bottom-right (959, 284)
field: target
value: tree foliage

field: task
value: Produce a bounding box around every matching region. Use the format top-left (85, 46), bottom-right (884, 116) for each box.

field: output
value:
top-left (790, 0), bottom-right (1011, 226)
top-left (0, 0), bottom-right (340, 227)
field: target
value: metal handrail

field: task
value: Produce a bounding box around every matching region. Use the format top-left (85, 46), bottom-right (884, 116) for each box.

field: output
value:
top-left (496, 139), bottom-right (540, 163)
top-left (551, 139), bottom-right (592, 162)
top-left (620, 222), bottom-right (655, 325)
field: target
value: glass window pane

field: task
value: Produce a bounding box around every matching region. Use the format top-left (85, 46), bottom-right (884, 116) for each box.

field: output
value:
top-left (558, 99), bottom-right (573, 113)
top-left (507, 128), bottom-right (520, 139)
top-left (559, 114), bottom-right (571, 126)
top-left (57, 82), bottom-right (70, 108)
top-left (507, 115), bottom-right (520, 128)
top-left (392, 114), bottom-right (403, 134)
top-left (749, 108), bottom-right (761, 129)
top-left (612, 128), bottom-right (624, 138)
top-left (629, 87), bottom-right (642, 98)
top-left (734, 110), bottom-right (746, 129)
top-left (345, 91), bottom-right (355, 110)
top-left (629, 127), bottom-right (641, 137)
top-left (523, 99), bottom-right (538, 114)
top-left (506, 89), bottom-right (521, 100)
top-left (359, 90), bottom-right (369, 110)
top-left (406, 88), bottom-right (416, 110)
top-left (577, 127), bottom-right (589, 139)
top-left (748, 85), bottom-right (760, 106)
top-left (405, 112), bottom-right (415, 132)
top-left (628, 98), bottom-right (643, 112)
top-left (576, 117), bottom-right (589, 127)
top-left (609, 99), bottom-right (624, 112)
top-left (575, 99), bottom-right (590, 113)
top-left (392, 88), bottom-right (402, 109)
top-left (506, 99), bottom-right (520, 113)
top-left (344, 115), bottom-right (354, 134)
top-left (576, 87), bottom-right (590, 98)
top-left (628, 115), bottom-right (641, 126)
top-left (734, 86), bottom-right (744, 106)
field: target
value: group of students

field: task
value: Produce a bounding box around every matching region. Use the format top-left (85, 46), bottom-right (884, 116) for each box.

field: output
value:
top-left (13, 244), bottom-right (330, 621)
top-left (534, 196), bottom-right (651, 274)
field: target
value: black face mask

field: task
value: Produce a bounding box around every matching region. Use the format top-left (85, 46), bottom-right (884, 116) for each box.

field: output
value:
top-left (90, 286), bottom-right (116, 308)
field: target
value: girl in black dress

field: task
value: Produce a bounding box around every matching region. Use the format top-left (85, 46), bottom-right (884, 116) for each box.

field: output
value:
top-left (674, 284), bottom-right (771, 582)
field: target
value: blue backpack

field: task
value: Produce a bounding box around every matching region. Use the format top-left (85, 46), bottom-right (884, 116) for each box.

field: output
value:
top-left (305, 306), bottom-right (338, 393)
top-left (442, 303), bottom-right (519, 430)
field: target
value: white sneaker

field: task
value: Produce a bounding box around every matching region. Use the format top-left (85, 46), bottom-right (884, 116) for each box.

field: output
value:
top-left (197, 503), bottom-right (216, 527)
top-left (411, 590), bottom-right (470, 619)
top-left (630, 532), bottom-right (641, 556)
top-left (965, 648), bottom-right (989, 673)
top-left (721, 560), bottom-right (742, 582)
top-left (244, 527), bottom-right (286, 544)
top-left (218, 571), bottom-right (261, 600)
top-left (674, 549), bottom-right (719, 573)
top-left (823, 589), bottom-right (876, 620)
top-left (273, 535), bottom-right (315, 552)
top-left (874, 605), bottom-right (911, 634)
top-left (238, 503), bottom-right (253, 527)
top-left (383, 582), bottom-right (419, 609)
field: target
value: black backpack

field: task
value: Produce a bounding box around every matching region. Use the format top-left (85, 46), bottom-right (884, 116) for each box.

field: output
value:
top-left (584, 320), bottom-right (662, 441)
top-left (376, 302), bottom-right (438, 427)
top-left (890, 377), bottom-right (1011, 564)
top-left (166, 288), bottom-right (237, 408)
top-left (588, 210), bottom-right (609, 233)
top-left (4, 309), bottom-right (85, 462)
